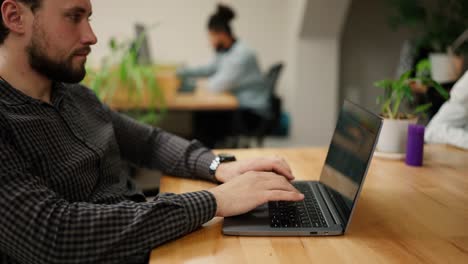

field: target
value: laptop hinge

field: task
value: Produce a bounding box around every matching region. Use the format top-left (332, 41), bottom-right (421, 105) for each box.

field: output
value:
top-left (317, 183), bottom-right (344, 227)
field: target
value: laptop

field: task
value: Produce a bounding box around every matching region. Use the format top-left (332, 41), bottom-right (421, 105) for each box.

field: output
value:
top-left (223, 100), bottom-right (382, 236)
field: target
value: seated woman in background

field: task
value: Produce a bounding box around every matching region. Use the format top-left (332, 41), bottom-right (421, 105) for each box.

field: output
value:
top-left (177, 4), bottom-right (269, 147)
top-left (425, 71), bottom-right (468, 149)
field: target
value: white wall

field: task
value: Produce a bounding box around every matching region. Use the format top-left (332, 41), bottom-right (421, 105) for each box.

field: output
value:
top-left (288, 0), bottom-right (351, 146)
top-left (292, 38), bottom-right (340, 146)
top-left (90, 0), bottom-right (216, 66)
top-left (90, 0), bottom-right (295, 112)
top-left (90, 0), bottom-right (351, 147)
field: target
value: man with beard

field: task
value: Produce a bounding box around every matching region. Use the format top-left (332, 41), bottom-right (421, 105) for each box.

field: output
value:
top-left (0, 1), bottom-right (303, 263)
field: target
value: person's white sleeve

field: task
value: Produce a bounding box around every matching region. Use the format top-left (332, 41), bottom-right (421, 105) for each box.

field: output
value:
top-left (207, 55), bottom-right (245, 92)
top-left (425, 71), bottom-right (468, 149)
top-left (425, 102), bottom-right (468, 149)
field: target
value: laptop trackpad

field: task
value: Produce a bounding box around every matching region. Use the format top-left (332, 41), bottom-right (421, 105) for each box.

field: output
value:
top-left (224, 203), bottom-right (269, 226)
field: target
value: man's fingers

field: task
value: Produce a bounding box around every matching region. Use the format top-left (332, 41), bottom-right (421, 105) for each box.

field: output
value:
top-left (271, 156), bottom-right (294, 180)
top-left (252, 157), bottom-right (294, 180)
top-left (264, 177), bottom-right (300, 193)
top-left (265, 190), bottom-right (304, 202)
top-left (272, 161), bottom-right (294, 180)
top-left (274, 156), bottom-right (293, 172)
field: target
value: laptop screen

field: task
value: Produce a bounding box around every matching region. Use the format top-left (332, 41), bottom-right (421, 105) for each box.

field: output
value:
top-left (319, 100), bottom-right (382, 229)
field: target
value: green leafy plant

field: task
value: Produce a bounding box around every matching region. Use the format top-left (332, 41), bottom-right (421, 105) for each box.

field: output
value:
top-left (83, 27), bottom-right (166, 125)
top-left (375, 70), bottom-right (449, 119)
top-left (415, 58), bottom-right (431, 79)
top-left (386, 0), bottom-right (468, 54)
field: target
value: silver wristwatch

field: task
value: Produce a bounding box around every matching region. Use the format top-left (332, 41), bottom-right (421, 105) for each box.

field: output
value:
top-left (209, 153), bottom-right (236, 176)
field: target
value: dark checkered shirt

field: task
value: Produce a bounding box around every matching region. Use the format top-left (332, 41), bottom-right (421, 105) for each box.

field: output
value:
top-left (0, 79), bottom-right (218, 264)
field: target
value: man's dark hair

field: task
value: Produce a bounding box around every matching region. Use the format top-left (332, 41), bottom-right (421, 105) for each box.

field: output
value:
top-left (207, 4), bottom-right (236, 37)
top-left (0, 0), bottom-right (42, 44)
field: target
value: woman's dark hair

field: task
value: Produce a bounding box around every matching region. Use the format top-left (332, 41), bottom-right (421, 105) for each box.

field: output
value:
top-left (208, 4), bottom-right (236, 36)
top-left (0, 0), bottom-right (42, 44)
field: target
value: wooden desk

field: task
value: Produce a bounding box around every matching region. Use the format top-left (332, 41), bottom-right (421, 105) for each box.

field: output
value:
top-left (167, 87), bottom-right (239, 111)
top-left (109, 74), bottom-right (239, 111)
top-left (150, 145), bottom-right (468, 263)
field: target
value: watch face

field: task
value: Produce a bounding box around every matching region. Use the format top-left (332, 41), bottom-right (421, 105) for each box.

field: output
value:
top-left (218, 154), bottom-right (236, 162)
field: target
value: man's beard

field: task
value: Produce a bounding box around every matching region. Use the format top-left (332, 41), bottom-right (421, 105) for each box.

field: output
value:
top-left (26, 30), bottom-right (89, 83)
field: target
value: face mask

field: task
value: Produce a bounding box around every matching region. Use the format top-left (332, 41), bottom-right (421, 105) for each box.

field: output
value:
top-left (215, 42), bottom-right (228, 53)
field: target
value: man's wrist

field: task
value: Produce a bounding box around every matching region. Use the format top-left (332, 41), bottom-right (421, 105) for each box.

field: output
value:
top-left (178, 190), bottom-right (217, 230)
top-left (207, 188), bottom-right (222, 217)
top-left (194, 151), bottom-right (217, 182)
top-left (214, 163), bottom-right (228, 183)
top-left (209, 154), bottom-right (236, 182)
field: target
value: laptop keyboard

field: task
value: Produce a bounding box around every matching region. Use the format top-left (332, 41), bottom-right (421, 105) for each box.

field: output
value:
top-left (269, 182), bottom-right (328, 228)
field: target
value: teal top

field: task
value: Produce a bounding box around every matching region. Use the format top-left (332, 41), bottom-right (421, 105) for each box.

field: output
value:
top-left (177, 41), bottom-right (270, 118)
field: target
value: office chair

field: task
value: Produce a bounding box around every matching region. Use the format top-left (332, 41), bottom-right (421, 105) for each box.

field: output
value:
top-left (233, 63), bottom-right (284, 148)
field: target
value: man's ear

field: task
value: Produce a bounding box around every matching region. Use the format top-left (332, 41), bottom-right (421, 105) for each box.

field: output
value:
top-left (1, 0), bottom-right (27, 35)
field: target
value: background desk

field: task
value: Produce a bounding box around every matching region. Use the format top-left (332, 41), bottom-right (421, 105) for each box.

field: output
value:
top-left (108, 74), bottom-right (239, 143)
top-left (165, 87), bottom-right (239, 111)
top-left (109, 74), bottom-right (239, 111)
top-left (150, 145), bottom-right (468, 263)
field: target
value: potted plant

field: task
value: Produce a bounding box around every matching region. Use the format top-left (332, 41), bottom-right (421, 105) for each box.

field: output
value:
top-left (374, 70), bottom-right (449, 154)
top-left (83, 27), bottom-right (175, 195)
top-left (82, 26), bottom-right (168, 125)
top-left (387, 0), bottom-right (468, 83)
top-left (430, 29), bottom-right (468, 84)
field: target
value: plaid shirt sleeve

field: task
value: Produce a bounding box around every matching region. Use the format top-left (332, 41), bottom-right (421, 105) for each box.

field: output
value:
top-left (0, 131), bottom-right (217, 263)
top-left (109, 110), bottom-right (218, 182)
